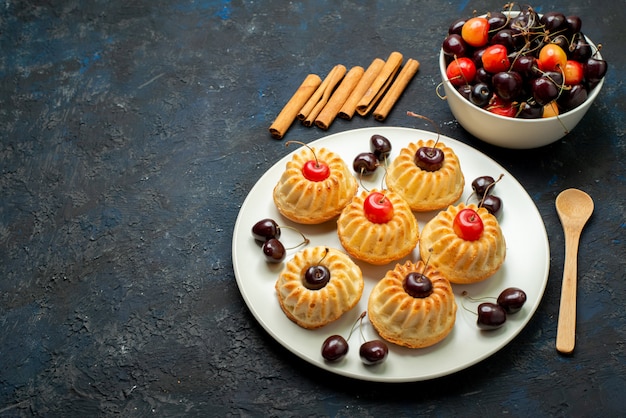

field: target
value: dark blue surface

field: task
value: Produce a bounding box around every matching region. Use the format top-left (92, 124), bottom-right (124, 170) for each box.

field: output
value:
top-left (1, 0), bottom-right (625, 416)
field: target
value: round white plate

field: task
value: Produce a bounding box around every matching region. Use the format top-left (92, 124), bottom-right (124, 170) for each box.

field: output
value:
top-left (232, 127), bottom-right (549, 382)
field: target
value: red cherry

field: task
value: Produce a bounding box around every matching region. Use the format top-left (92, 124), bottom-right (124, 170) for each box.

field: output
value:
top-left (453, 208), bottom-right (484, 241)
top-left (303, 160), bottom-right (330, 182)
top-left (538, 44), bottom-right (567, 72)
top-left (461, 17), bottom-right (489, 47)
top-left (446, 57), bottom-right (476, 87)
top-left (363, 192), bottom-right (394, 224)
top-left (486, 95), bottom-right (516, 118)
top-left (563, 60), bottom-right (584, 85)
top-left (481, 44), bottom-right (510, 74)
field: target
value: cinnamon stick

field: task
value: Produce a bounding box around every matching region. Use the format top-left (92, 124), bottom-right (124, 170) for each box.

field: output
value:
top-left (338, 58), bottom-right (384, 120)
top-left (356, 51), bottom-right (403, 116)
top-left (314, 66), bottom-right (364, 130)
top-left (373, 58), bottom-right (420, 121)
top-left (302, 64), bottom-right (347, 127)
top-left (269, 74), bottom-right (322, 139)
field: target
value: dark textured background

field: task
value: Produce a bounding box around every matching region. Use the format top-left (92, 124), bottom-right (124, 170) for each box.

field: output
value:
top-left (1, 0), bottom-right (624, 416)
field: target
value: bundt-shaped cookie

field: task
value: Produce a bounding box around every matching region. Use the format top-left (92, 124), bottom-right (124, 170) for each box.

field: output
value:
top-left (337, 189), bottom-right (419, 265)
top-left (386, 139), bottom-right (464, 212)
top-left (419, 203), bottom-right (506, 284)
top-left (273, 147), bottom-right (358, 224)
top-left (275, 246), bottom-right (364, 329)
top-left (368, 260), bottom-right (457, 349)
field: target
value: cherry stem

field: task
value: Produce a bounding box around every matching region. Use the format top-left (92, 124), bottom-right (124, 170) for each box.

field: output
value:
top-left (406, 112), bottom-right (441, 147)
top-left (317, 247), bottom-right (329, 265)
top-left (357, 311), bottom-right (367, 343)
top-left (460, 291), bottom-right (494, 316)
top-left (278, 224), bottom-right (310, 249)
top-left (421, 247), bottom-right (434, 274)
top-left (285, 140), bottom-right (320, 168)
top-left (346, 311), bottom-right (367, 342)
top-left (478, 173), bottom-right (504, 207)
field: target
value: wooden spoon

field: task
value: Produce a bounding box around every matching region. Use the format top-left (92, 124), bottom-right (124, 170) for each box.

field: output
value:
top-left (555, 188), bottom-right (594, 354)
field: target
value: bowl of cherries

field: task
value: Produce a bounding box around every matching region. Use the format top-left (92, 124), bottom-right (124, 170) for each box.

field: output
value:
top-left (439, 4), bottom-right (608, 149)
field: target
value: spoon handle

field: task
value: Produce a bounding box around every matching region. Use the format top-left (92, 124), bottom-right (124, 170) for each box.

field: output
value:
top-left (556, 228), bottom-right (581, 354)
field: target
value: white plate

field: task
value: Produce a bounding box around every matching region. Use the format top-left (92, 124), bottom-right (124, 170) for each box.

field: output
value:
top-left (232, 127), bottom-right (549, 382)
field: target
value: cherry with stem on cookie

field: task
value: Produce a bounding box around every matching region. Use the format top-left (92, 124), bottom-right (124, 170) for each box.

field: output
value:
top-left (285, 140), bottom-right (330, 182)
top-left (321, 311), bottom-right (366, 362)
top-left (453, 208), bottom-right (484, 241)
top-left (303, 247), bottom-right (331, 290)
top-left (363, 191), bottom-right (394, 224)
top-left (403, 248), bottom-right (434, 298)
top-left (407, 112), bottom-right (445, 172)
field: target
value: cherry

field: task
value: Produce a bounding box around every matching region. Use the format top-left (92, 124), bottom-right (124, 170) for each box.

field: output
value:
top-left (253, 219), bottom-right (309, 263)
top-left (471, 175), bottom-right (496, 198)
top-left (490, 28), bottom-right (517, 52)
top-left (286, 140), bottom-right (330, 182)
top-left (487, 11), bottom-right (508, 32)
top-left (481, 44), bottom-right (510, 74)
top-left (474, 67), bottom-right (492, 85)
top-left (566, 15), bottom-right (582, 34)
top-left (304, 265), bottom-right (331, 290)
top-left (540, 11), bottom-right (567, 34)
top-left (470, 82), bottom-right (491, 108)
top-left (262, 238), bottom-right (286, 263)
top-left (558, 84), bottom-right (588, 112)
top-left (486, 95), bottom-right (516, 117)
top-left (446, 57), bottom-right (476, 87)
top-left (448, 17), bottom-right (466, 35)
top-left (370, 134), bottom-right (392, 162)
top-left (569, 32), bottom-right (592, 62)
top-left (353, 152), bottom-right (378, 176)
top-left (497, 287), bottom-right (527, 314)
top-left (453, 208), bottom-right (484, 241)
top-left (414, 146), bottom-right (444, 172)
top-left (321, 335), bottom-right (349, 362)
top-left (531, 75), bottom-right (560, 106)
top-left (302, 160), bottom-right (330, 182)
top-left (359, 340), bottom-right (389, 365)
top-left (518, 101), bottom-right (544, 119)
top-left (543, 102), bottom-right (559, 118)
top-left (480, 194), bottom-right (502, 217)
top-left (563, 60), bottom-right (584, 85)
top-left (511, 55), bottom-right (538, 78)
top-left (403, 272), bottom-right (433, 298)
top-left (584, 57), bottom-right (608, 89)
top-left (363, 192), bottom-right (394, 224)
top-left (492, 71), bottom-right (523, 101)
top-left (320, 311), bottom-right (366, 363)
top-left (461, 17), bottom-right (489, 47)
top-left (252, 218), bottom-right (281, 241)
top-left (477, 302), bottom-right (507, 330)
top-left (457, 84), bottom-right (472, 100)
top-left (442, 33), bottom-right (468, 57)
top-left (407, 112), bottom-right (445, 172)
top-left (538, 44), bottom-right (567, 72)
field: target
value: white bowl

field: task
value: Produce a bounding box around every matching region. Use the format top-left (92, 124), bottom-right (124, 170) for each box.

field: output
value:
top-left (439, 24), bottom-right (605, 149)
